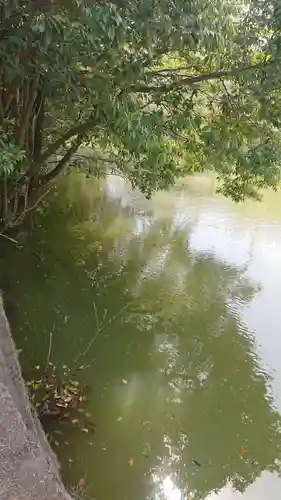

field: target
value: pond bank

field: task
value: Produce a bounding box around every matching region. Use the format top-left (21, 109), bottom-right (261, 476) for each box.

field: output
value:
top-left (0, 294), bottom-right (71, 500)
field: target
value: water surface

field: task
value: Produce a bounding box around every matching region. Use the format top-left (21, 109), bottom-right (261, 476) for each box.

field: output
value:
top-left (3, 174), bottom-right (281, 500)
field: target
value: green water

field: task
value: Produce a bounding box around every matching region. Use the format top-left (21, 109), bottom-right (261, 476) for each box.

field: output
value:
top-left (2, 174), bottom-right (281, 500)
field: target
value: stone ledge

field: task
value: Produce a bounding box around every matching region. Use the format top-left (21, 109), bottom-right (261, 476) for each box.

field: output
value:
top-left (0, 293), bottom-right (72, 500)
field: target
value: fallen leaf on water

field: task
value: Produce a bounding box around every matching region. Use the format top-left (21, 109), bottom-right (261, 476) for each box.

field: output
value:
top-left (116, 416), bottom-right (123, 422)
top-left (129, 458), bottom-right (134, 467)
top-left (122, 379), bottom-right (128, 385)
top-left (77, 477), bottom-right (86, 489)
top-left (81, 428), bottom-right (89, 433)
top-left (241, 445), bottom-right (248, 455)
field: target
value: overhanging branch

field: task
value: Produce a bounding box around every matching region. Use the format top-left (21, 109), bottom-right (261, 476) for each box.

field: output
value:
top-left (37, 115), bottom-right (97, 167)
top-left (40, 135), bottom-right (84, 185)
top-left (126, 62), bottom-right (269, 94)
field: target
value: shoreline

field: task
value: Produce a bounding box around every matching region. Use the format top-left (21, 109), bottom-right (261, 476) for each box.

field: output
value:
top-left (0, 293), bottom-right (72, 500)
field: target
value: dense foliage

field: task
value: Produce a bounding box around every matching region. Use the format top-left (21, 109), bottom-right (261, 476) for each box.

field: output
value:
top-left (1, 0), bottom-right (281, 231)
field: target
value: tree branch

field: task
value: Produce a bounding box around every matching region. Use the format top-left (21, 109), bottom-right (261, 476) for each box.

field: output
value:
top-left (149, 66), bottom-right (195, 74)
top-left (0, 93), bottom-right (4, 129)
top-left (40, 135), bottom-right (84, 186)
top-left (0, 67), bottom-right (5, 129)
top-left (37, 114), bottom-right (97, 167)
top-left (127, 62), bottom-right (269, 94)
top-left (17, 76), bottom-right (39, 148)
top-left (129, 70), bottom-right (233, 93)
top-left (33, 90), bottom-right (45, 162)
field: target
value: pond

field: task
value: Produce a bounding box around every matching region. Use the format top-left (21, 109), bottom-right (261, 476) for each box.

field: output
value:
top-left (2, 173), bottom-right (281, 500)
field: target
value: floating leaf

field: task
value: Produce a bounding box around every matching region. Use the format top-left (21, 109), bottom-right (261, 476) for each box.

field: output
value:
top-left (128, 458), bottom-right (134, 467)
top-left (116, 416), bottom-right (123, 422)
top-left (81, 428), bottom-right (89, 433)
top-left (122, 379), bottom-right (128, 385)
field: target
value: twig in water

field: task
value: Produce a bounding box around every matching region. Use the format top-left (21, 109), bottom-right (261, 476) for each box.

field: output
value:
top-left (74, 302), bottom-right (131, 365)
top-left (45, 331), bottom-right (53, 373)
top-left (101, 308), bottom-right (108, 327)
top-left (93, 302), bottom-right (99, 330)
top-left (0, 232), bottom-right (21, 246)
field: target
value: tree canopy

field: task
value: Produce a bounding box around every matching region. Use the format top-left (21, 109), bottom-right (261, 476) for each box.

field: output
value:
top-left (1, 0), bottom-right (281, 231)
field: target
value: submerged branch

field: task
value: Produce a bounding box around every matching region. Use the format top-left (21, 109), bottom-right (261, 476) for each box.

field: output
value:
top-left (45, 331), bottom-right (53, 374)
top-left (0, 232), bottom-right (20, 245)
top-left (74, 302), bottom-right (131, 365)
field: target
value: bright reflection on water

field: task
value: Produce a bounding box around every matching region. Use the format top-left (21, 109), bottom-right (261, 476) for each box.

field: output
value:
top-left (152, 476), bottom-right (183, 500)
top-left (3, 173), bottom-right (281, 500)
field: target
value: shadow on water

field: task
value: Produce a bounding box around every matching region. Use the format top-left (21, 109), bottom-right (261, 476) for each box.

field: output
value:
top-left (1, 174), bottom-right (281, 500)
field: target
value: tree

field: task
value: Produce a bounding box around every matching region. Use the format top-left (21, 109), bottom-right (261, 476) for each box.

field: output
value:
top-left (1, 0), bottom-right (281, 232)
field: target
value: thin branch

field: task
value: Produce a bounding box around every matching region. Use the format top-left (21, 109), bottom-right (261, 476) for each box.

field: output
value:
top-left (0, 96), bottom-right (4, 128)
top-left (33, 91), bottom-right (45, 162)
top-left (45, 331), bottom-right (53, 373)
top-left (148, 65), bottom-right (196, 74)
top-left (74, 302), bottom-right (131, 365)
top-left (221, 79), bottom-right (233, 105)
top-left (162, 124), bottom-right (190, 141)
top-left (128, 70), bottom-right (232, 93)
top-left (25, 186), bottom-right (54, 214)
top-left (6, 184), bottom-right (54, 230)
top-left (3, 173), bottom-right (8, 220)
top-left (93, 302), bottom-right (99, 330)
top-left (4, 92), bottom-right (14, 114)
top-left (0, 232), bottom-right (20, 246)
top-left (0, 66), bottom-right (5, 128)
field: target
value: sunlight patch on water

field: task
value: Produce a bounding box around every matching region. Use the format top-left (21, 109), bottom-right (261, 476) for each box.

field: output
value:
top-left (159, 476), bottom-right (182, 500)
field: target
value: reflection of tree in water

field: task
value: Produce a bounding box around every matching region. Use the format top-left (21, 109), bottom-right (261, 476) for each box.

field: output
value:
top-left (4, 178), bottom-right (281, 500)
top-left (107, 215), bottom-right (281, 499)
